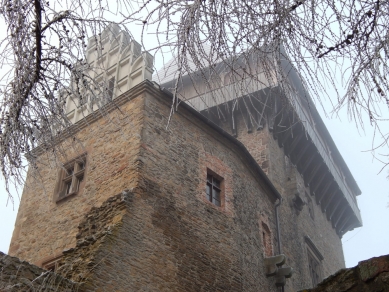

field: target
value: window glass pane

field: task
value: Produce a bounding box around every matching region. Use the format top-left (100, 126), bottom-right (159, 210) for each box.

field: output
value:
top-left (76, 175), bottom-right (84, 191)
top-left (206, 184), bottom-right (211, 201)
top-left (65, 181), bottom-right (72, 194)
top-left (206, 173), bottom-right (223, 207)
top-left (213, 189), bottom-right (220, 202)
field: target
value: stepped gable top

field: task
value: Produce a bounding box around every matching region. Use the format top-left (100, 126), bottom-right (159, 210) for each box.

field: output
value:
top-left (63, 24), bottom-right (154, 124)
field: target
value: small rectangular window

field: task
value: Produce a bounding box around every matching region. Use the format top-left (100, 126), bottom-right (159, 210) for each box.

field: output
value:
top-left (308, 251), bottom-right (321, 287)
top-left (56, 154), bottom-right (87, 202)
top-left (206, 172), bottom-right (222, 207)
top-left (305, 236), bottom-right (324, 287)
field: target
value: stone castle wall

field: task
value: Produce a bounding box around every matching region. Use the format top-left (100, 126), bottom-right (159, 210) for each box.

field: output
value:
top-left (58, 87), bottom-right (282, 291)
top-left (135, 92), bottom-right (280, 291)
top-left (8, 81), bottom-right (347, 291)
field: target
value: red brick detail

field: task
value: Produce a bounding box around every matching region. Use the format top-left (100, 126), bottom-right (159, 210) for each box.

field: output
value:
top-left (199, 152), bottom-right (234, 215)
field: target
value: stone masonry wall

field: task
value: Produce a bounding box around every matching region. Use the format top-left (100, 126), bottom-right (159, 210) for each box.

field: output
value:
top-left (217, 110), bottom-right (346, 290)
top-left (135, 92), bottom-right (282, 291)
top-left (0, 252), bottom-right (78, 292)
top-left (9, 88), bottom-right (146, 266)
top-left (8, 81), bottom-right (347, 291)
top-left (57, 192), bottom-right (128, 287)
top-left (299, 254), bottom-right (389, 292)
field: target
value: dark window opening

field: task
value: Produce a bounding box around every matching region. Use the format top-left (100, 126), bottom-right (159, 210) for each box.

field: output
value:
top-left (262, 222), bottom-right (273, 257)
top-left (308, 251), bottom-right (321, 287)
top-left (206, 173), bottom-right (222, 207)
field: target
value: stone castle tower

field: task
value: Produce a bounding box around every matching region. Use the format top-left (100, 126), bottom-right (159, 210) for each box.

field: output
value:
top-left (4, 26), bottom-right (362, 291)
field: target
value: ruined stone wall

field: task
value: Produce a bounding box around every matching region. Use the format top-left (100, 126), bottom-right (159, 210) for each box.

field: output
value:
top-left (9, 88), bottom-right (146, 266)
top-left (217, 111), bottom-right (346, 290)
top-left (299, 254), bottom-right (389, 292)
top-left (0, 252), bottom-right (77, 292)
top-left (57, 192), bottom-right (128, 289)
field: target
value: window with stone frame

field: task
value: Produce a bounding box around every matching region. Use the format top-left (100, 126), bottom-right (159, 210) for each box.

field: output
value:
top-left (305, 236), bottom-right (324, 287)
top-left (56, 154), bottom-right (86, 202)
top-left (307, 250), bottom-right (321, 286)
top-left (42, 255), bottom-right (62, 272)
top-left (206, 172), bottom-right (222, 207)
top-left (261, 222), bottom-right (273, 257)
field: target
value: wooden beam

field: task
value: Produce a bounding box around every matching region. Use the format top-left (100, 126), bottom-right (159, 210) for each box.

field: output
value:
top-left (286, 130), bottom-right (305, 157)
top-left (321, 187), bottom-right (336, 213)
top-left (337, 212), bottom-right (352, 232)
top-left (280, 127), bottom-right (292, 148)
top-left (311, 171), bottom-right (328, 196)
top-left (306, 163), bottom-right (322, 187)
top-left (301, 153), bottom-right (316, 179)
top-left (340, 219), bottom-right (358, 235)
top-left (334, 205), bottom-right (348, 228)
top-left (329, 198), bottom-right (342, 221)
top-left (294, 143), bottom-right (311, 169)
top-left (317, 180), bottom-right (333, 205)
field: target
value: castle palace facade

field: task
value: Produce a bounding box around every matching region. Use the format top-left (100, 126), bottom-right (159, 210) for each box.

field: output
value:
top-left (5, 26), bottom-right (362, 292)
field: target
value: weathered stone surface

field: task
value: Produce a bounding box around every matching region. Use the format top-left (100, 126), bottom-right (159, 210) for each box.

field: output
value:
top-left (57, 192), bottom-right (128, 285)
top-left (0, 252), bottom-right (78, 291)
top-left (299, 254), bottom-right (389, 292)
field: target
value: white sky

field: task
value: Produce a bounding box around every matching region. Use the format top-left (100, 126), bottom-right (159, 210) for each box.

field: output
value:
top-left (0, 9), bottom-right (388, 270)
